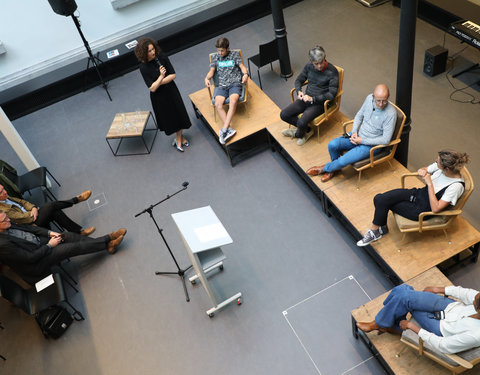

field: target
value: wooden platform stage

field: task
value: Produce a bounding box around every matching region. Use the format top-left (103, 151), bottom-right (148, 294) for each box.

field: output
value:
top-left (351, 267), bottom-right (480, 375)
top-left (267, 115), bottom-right (480, 284)
top-left (189, 80), bottom-right (281, 166)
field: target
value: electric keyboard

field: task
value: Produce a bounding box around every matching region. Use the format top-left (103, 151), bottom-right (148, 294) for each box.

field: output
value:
top-left (449, 20), bottom-right (480, 49)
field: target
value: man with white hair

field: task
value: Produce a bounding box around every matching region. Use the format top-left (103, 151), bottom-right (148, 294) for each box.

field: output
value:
top-left (280, 46), bottom-right (339, 146)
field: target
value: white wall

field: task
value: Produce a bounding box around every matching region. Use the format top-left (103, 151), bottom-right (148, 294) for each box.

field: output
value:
top-left (0, 0), bottom-right (232, 93)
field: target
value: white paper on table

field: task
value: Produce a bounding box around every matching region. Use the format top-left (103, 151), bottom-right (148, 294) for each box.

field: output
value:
top-left (194, 223), bottom-right (229, 243)
top-left (35, 274), bottom-right (54, 292)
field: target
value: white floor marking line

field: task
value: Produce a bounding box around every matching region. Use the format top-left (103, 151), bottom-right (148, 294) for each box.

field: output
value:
top-left (281, 275), bottom-right (375, 375)
top-left (341, 355), bottom-right (376, 375)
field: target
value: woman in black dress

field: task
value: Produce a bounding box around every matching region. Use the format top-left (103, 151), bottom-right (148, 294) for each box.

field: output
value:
top-left (135, 37), bottom-right (191, 152)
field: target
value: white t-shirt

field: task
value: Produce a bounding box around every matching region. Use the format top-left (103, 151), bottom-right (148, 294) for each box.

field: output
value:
top-left (426, 162), bottom-right (464, 206)
top-left (418, 286), bottom-right (480, 354)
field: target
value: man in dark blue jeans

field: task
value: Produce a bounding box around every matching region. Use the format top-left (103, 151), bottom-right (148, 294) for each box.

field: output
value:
top-left (280, 46), bottom-right (338, 146)
top-left (357, 284), bottom-right (480, 354)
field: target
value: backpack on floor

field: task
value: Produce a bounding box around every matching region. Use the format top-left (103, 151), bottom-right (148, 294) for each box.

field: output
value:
top-left (35, 305), bottom-right (73, 339)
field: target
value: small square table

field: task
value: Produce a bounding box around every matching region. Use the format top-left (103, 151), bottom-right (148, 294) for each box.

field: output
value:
top-left (106, 111), bottom-right (158, 156)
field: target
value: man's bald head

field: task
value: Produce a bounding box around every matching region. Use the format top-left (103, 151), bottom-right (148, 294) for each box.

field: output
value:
top-left (373, 84), bottom-right (390, 110)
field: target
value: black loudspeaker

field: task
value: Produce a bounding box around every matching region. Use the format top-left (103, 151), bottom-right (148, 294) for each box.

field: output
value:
top-left (423, 45), bottom-right (448, 77)
top-left (47, 0), bottom-right (77, 16)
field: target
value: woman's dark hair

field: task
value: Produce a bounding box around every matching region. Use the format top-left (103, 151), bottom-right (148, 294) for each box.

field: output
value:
top-left (134, 37), bottom-right (161, 63)
top-left (215, 37), bottom-right (229, 49)
top-left (438, 149), bottom-right (470, 174)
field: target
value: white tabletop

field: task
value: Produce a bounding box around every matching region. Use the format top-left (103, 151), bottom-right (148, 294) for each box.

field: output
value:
top-left (171, 206), bottom-right (232, 253)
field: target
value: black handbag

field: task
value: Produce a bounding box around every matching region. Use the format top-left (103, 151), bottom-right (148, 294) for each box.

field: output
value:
top-left (35, 305), bottom-right (73, 339)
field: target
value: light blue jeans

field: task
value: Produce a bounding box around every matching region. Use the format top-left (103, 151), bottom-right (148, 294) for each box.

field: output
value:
top-left (375, 284), bottom-right (454, 335)
top-left (323, 133), bottom-right (373, 173)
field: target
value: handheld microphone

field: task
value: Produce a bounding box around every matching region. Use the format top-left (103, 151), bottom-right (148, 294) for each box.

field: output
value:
top-left (154, 57), bottom-right (161, 67)
top-left (182, 181), bottom-right (189, 188)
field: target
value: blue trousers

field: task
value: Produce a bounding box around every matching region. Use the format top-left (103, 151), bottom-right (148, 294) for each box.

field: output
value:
top-left (375, 284), bottom-right (454, 335)
top-left (323, 134), bottom-right (373, 173)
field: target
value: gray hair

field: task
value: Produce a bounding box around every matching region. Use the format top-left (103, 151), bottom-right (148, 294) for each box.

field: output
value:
top-left (309, 46), bottom-right (325, 62)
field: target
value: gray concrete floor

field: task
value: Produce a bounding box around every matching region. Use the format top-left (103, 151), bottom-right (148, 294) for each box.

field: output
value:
top-left (0, 0), bottom-right (479, 374)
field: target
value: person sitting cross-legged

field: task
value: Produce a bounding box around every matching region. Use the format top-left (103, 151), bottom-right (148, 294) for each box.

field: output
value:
top-left (0, 210), bottom-right (127, 279)
top-left (356, 149), bottom-right (469, 246)
top-left (357, 284), bottom-right (480, 354)
top-left (306, 84), bottom-right (396, 182)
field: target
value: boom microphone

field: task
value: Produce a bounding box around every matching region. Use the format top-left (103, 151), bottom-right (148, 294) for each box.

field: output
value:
top-left (182, 181), bottom-right (189, 187)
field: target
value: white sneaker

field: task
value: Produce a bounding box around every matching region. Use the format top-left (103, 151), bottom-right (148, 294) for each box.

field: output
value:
top-left (297, 129), bottom-right (314, 146)
top-left (282, 128), bottom-right (296, 137)
top-left (357, 229), bottom-right (382, 247)
top-left (223, 127), bottom-right (237, 142)
top-left (219, 128), bottom-right (227, 145)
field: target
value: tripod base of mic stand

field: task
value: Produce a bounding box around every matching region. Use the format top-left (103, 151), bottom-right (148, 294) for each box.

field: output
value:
top-left (155, 264), bottom-right (193, 302)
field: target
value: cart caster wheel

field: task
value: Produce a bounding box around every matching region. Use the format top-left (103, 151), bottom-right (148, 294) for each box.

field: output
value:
top-left (219, 264), bottom-right (224, 271)
top-left (190, 280), bottom-right (196, 285)
top-left (237, 297), bottom-right (242, 305)
top-left (208, 313), bottom-right (215, 318)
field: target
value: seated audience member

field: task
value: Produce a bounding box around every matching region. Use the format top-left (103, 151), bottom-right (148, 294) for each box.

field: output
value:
top-left (357, 150), bottom-right (469, 246)
top-left (306, 84), bottom-right (396, 181)
top-left (0, 211), bottom-right (126, 279)
top-left (280, 46), bottom-right (339, 146)
top-left (204, 37), bottom-right (249, 145)
top-left (0, 184), bottom-right (94, 235)
top-left (357, 284), bottom-right (480, 354)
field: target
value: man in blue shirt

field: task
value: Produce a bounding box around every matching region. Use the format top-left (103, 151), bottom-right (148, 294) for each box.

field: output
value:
top-left (307, 84), bottom-right (396, 182)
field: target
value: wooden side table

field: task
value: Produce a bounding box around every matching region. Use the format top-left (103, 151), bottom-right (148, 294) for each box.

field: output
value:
top-left (106, 111), bottom-right (158, 156)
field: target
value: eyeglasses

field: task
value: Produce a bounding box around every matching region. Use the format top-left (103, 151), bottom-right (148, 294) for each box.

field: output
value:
top-left (0, 216), bottom-right (9, 223)
top-left (374, 99), bottom-right (388, 105)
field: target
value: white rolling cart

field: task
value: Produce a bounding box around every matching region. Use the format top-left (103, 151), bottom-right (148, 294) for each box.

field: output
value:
top-left (171, 205), bottom-right (242, 317)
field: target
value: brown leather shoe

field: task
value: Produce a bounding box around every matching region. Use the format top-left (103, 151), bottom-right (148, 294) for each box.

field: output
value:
top-left (77, 190), bottom-right (92, 202)
top-left (321, 171), bottom-right (335, 182)
top-left (357, 321), bottom-right (380, 332)
top-left (357, 321), bottom-right (399, 334)
top-left (109, 228), bottom-right (127, 240)
top-left (107, 235), bottom-right (124, 254)
top-left (306, 164), bottom-right (326, 176)
top-left (80, 226), bottom-right (95, 236)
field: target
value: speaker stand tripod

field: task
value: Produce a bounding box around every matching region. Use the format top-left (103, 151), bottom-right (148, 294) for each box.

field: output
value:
top-left (134, 182), bottom-right (192, 302)
top-left (71, 15), bottom-right (112, 101)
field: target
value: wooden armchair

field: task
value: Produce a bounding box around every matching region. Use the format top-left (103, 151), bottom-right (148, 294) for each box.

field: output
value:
top-left (289, 65), bottom-right (344, 142)
top-left (393, 166), bottom-right (474, 241)
top-left (344, 101), bottom-right (406, 189)
top-left (207, 49), bottom-right (248, 122)
top-left (401, 318), bottom-right (480, 374)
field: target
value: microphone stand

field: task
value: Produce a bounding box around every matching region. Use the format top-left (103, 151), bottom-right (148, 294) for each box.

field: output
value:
top-left (134, 182), bottom-right (192, 302)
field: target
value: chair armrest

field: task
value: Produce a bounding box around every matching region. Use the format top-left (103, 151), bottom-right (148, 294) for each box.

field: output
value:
top-left (342, 120), bottom-right (354, 134)
top-left (290, 81), bottom-right (308, 102)
top-left (207, 85), bottom-right (213, 101)
top-left (323, 99), bottom-right (332, 116)
top-left (400, 173), bottom-right (421, 188)
top-left (289, 87), bottom-right (296, 102)
top-left (445, 354), bottom-right (474, 369)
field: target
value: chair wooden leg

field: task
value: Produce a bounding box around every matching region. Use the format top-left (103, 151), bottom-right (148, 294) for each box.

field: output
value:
top-left (443, 229), bottom-right (450, 243)
top-left (356, 171), bottom-right (362, 190)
